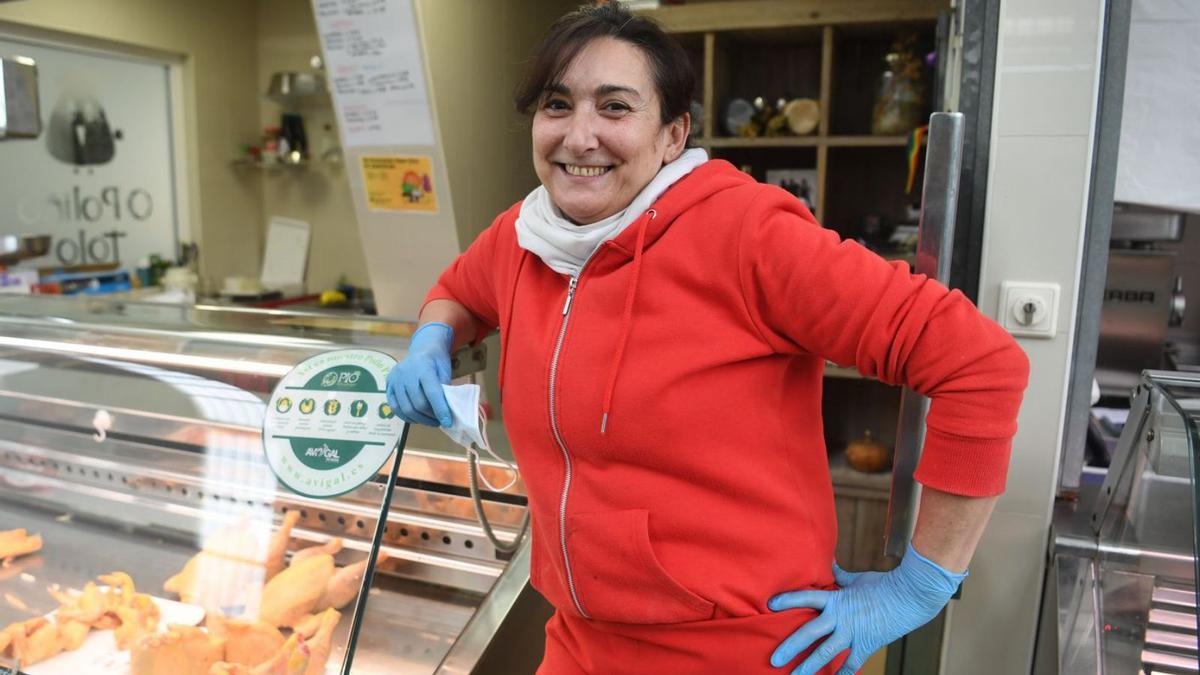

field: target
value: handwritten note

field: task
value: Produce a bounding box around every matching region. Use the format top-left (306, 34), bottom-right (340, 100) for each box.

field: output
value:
top-left (312, 0), bottom-right (435, 147)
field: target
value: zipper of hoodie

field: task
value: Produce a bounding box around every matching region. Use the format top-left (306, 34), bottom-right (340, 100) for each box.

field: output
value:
top-left (550, 268), bottom-right (588, 618)
top-left (547, 208), bottom-right (653, 619)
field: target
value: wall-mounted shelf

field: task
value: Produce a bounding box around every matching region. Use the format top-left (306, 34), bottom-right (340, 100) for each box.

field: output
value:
top-left (636, 0), bottom-right (944, 34)
top-left (231, 151), bottom-right (342, 170)
top-left (231, 157), bottom-right (311, 170)
top-left (699, 134), bottom-right (913, 149)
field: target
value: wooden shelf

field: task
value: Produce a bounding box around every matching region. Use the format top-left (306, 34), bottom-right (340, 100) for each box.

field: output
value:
top-left (636, 0), bottom-right (944, 33)
top-left (828, 452), bottom-right (893, 493)
top-left (827, 135), bottom-right (913, 147)
top-left (701, 136), bottom-right (821, 148)
top-left (698, 135), bottom-right (911, 149)
top-left (231, 157), bottom-right (311, 170)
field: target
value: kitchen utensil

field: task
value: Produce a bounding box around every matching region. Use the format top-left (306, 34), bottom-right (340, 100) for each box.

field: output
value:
top-left (0, 235), bottom-right (50, 266)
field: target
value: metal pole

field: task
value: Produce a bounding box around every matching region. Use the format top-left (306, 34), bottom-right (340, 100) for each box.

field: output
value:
top-left (339, 422), bottom-right (410, 675)
top-left (884, 112), bottom-right (966, 557)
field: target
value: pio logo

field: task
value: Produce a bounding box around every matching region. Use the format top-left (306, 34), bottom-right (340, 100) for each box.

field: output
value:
top-left (308, 366), bottom-right (370, 392)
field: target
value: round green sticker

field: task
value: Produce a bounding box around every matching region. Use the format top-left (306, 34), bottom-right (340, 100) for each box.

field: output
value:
top-left (263, 349), bottom-right (404, 498)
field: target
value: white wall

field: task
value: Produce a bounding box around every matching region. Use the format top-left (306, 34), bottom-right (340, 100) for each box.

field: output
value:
top-left (941, 1), bottom-right (1107, 672)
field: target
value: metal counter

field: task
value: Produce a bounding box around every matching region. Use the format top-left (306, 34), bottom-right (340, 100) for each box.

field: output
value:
top-left (0, 295), bottom-right (549, 674)
top-left (1042, 371), bottom-right (1200, 674)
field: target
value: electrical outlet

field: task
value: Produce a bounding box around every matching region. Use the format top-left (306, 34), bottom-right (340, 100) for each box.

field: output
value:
top-left (999, 281), bottom-right (1059, 338)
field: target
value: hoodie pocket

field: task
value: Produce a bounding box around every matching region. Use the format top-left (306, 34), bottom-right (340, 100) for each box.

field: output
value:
top-left (566, 509), bottom-right (715, 624)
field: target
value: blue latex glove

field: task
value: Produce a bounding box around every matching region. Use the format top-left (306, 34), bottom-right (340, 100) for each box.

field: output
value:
top-left (767, 543), bottom-right (966, 675)
top-left (385, 322), bottom-right (454, 428)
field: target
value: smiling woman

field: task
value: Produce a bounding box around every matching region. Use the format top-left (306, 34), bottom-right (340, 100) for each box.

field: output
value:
top-left (385, 2), bottom-right (1030, 675)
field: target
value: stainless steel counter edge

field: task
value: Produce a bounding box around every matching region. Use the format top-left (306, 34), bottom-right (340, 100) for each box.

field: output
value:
top-left (435, 534), bottom-right (535, 674)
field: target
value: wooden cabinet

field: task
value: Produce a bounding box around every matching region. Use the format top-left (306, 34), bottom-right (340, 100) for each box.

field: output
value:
top-left (638, 0), bottom-right (948, 569)
top-left (637, 0), bottom-right (942, 228)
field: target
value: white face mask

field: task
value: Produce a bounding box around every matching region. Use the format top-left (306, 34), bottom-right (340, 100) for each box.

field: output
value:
top-left (440, 383), bottom-right (518, 492)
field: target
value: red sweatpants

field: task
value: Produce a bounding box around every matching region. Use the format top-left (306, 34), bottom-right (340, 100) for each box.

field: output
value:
top-left (538, 608), bottom-right (851, 674)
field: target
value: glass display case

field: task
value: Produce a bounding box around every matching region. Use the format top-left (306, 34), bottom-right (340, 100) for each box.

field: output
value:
top-left (0, 295), bottom-right (543, 674)
top-left (1049, 370), bottom-right (1199, 674)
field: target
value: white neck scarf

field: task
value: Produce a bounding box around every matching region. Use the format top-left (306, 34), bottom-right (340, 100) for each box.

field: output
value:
top-left (515, 148), bottom-right (708, 276)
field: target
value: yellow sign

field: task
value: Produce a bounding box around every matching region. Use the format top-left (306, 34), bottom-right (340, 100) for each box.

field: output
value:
top-left (360, 155), bottom-right (438, 213)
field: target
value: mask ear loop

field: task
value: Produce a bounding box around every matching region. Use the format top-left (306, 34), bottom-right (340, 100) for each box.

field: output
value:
top-left (464, 402), bottom-right (529, 555)
top-left (467, 403), bottom-right (519, 492)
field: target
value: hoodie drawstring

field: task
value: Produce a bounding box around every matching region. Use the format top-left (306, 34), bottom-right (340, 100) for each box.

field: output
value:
top-left (600, 208), bottom-right (655, 433)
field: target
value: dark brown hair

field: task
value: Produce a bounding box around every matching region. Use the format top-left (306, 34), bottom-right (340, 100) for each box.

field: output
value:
top-left (514, 2), bottom-right (694, 126)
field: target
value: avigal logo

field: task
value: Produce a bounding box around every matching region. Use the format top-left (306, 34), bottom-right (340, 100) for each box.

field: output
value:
top-left (266, 349), bottom-right (401, 498)
top-left (305, 444), bottom-right (340, 463)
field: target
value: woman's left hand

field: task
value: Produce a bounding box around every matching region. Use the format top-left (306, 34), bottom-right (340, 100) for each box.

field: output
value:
top-left (766, 542), bottom-right (966, 675)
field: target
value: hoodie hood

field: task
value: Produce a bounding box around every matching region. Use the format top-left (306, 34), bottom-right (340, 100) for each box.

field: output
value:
top-left (599, 158), bottom-right (757, 262)
top-left (516, 149), bottom-right (710, 277)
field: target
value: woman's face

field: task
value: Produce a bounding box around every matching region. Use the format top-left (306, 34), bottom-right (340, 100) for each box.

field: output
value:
top-left (532, 37), bottom-right (688, 225)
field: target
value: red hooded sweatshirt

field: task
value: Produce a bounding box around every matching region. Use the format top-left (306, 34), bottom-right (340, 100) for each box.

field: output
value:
top-left (425, 159), bottom-right (1029, 674)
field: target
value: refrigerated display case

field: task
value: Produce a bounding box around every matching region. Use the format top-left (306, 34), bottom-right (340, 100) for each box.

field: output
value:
top-left (0, 295), bottom-right (546, 674)
top-left (1046, 370), bottom-right (1199, 674)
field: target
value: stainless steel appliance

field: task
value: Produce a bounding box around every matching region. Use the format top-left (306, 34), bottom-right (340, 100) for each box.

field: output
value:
top-left (1095, 204), bottom-right (1187, 398)
top-left (0, 296), bottom-right (547, 673)
top-left (1040, 370), bottom-right (1199, 674)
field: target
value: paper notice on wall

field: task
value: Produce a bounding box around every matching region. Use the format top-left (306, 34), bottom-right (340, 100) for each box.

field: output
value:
top-left (311, 0), bottom-right (435, 147)
top-left (360, 155), bottom-right (437, 213)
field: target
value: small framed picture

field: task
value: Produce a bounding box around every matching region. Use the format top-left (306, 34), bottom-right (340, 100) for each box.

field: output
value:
top-left (765, 169), bottom-right (818, 213)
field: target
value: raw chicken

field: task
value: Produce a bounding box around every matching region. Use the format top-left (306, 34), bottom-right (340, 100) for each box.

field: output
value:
top-left (130, 625), bottom-right (226, 675)
top-left (207, 612), bottom-right (285, 667)
top-left (316, 554), bottom-right (387, 613)
top-left (265, 511), bottom-right (302, 580)
top-left (2, 617), bottom-right (63, 667)
top-left (47, 571), bottom-right (161, 650)
top-left (165, 511), bottom-right (300, 609)
top-left (0, 529), bottom-right (42, 560)
top-left (209, 633), bottom-right (310, 675)
top-left (289, 538), bottom-right (342, 567)
top-left (293, 608), bottom-right (340, 675)
top-left (258, 554), bottom-right (334, 628)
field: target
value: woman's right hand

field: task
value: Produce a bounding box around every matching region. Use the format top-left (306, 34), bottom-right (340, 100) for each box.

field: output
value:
top-left (386, 322), bottom-right (454, 427)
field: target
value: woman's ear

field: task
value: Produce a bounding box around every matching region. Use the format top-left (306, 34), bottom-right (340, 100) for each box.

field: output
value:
top-left (664, 113), bottom-right (690, 163)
